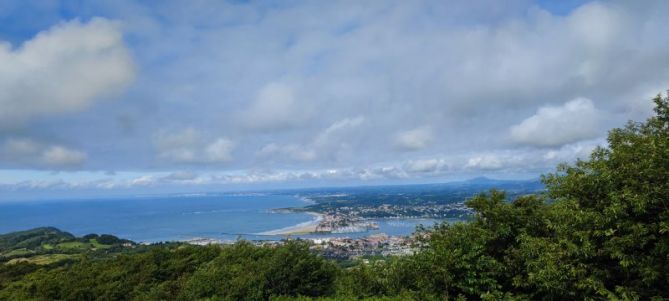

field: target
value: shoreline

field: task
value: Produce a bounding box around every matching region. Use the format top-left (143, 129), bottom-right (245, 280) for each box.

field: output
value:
top-left (258, 212), bottom-right (323, 235)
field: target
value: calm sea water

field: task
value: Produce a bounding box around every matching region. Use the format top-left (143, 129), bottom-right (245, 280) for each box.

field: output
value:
top-left (0, 194), bottom-right (445, 242)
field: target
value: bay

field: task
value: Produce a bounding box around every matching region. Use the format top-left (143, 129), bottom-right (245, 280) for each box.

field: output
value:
top-left (0, 193), bottom-right (445, 242)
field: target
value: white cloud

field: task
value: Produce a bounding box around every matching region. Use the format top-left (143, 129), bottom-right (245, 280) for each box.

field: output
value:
top-left (466, 155), bottom-right (504, 170)
top-left (510, 98), bottom-right (601, 147)
top-left (161, 171), bottom-right (198, 181)
top-left (41, 146), bottom-right (87, 167)
top-left (155, 128), bottom-right (199, 151)
top-left (314, 116), bottom-right (365, 146)
top-left (403, 158), bottom-right (448, 173)
top-left (257, 116), bottom-right (365, 163)
top-left (204, 138), bottom-right (236, 162)
top-left (542, 138), bottom-right (604, 162)
top-left (130, 175), bottom-right (155, 186)
top-left (1, 138), bottom-right (87, 169)
top-left (4, 138), bottom-right (40, 156)
top-left (3, 1), bottom-right (669, 183)
top-left (0, 18), bottom-right (135, 127)
top-left (394, 126), bottom-right (434, 151)
top-left (567, 2), bottom-right (624, 55)
top-left (155, 128), bottom-right (235, 164)
top-left (240, 82), bottom-right (311, 131)
top-left (258, 143), bottom-right (317, 162)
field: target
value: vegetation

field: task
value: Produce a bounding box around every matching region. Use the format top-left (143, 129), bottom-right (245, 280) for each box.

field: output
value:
top-left (0, 227), bottom-right (135, 266)
top-left (0, 227), bottom-right (74, 252)
top-left (1, 93), bottom-right (668, 300)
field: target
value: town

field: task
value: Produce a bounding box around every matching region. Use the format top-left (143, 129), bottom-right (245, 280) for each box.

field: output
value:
top-left (186, 232), bottom-right (426, 260)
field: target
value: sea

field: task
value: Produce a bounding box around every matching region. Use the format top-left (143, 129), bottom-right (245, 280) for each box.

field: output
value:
top-left (0, 193), bottom-right (447, 243)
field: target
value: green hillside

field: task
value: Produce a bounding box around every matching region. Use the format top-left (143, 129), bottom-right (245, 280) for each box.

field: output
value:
top-left (0, 227), bottom-right (75, 252)
top-left (0, 227), bottom-right (136, 266)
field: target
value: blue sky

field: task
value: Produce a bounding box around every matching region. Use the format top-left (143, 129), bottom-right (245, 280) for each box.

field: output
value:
top-left (1, 0), bottom-right (669, 198)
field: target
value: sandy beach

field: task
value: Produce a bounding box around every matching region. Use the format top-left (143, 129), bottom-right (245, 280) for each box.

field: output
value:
top-left (259, 212), bottom-right (323, 235)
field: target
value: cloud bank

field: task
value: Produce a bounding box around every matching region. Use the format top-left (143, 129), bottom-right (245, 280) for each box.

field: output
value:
top-left (0, 0), bottom-right (668, 194)
top-left (0, 18), bottom-right (134, 128)
top-left (1, 138), bottom-right (87, 168)
top-left (510, 98), bottom-right (601, 147)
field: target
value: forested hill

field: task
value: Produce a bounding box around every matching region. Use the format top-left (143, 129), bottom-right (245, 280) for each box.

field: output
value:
top-left (0, 227), bottom-right (75, 252)
top-left (1, 94), bottom-right (668, 300)
top-left (0, 227), bottom-right (136, 267)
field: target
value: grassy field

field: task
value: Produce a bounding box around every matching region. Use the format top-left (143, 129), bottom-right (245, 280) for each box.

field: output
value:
top-left (1, 228), bottom-right (134, 270)
top-left (2, 237), bottom-right (115, 266)
top-left (1, 248), bottom-right (35, 258)
top-left (7, 253), bottom-right (77, 265)
top-left (53, 239), bottom-right (113, 251)
top-left (90, 239), bottom-right (113, 249)
top-left (55, 241), bottom-right (90, 250)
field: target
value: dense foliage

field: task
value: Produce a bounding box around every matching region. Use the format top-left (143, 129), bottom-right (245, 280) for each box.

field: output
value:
top-left (0, 241), bottom-right (337, 300)
top-left (1, 94), bottom-right (668, 300)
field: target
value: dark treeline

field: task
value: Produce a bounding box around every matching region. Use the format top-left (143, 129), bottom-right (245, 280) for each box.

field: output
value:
top-left (1, 94), bottom-right (668, 300)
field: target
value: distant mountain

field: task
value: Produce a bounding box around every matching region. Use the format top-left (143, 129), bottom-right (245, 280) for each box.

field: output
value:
top-left (464, 176), bottom-right (500, 184)
top-left (462, 176), bottom-right (541, 185)
top-left (461, 176), bottom-right (525, 183)
top-left (282, 177), bottom-right (544, 196)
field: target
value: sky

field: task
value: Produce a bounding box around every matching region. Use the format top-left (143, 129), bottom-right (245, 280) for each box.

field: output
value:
top-left (1, 0), bottom-right (669, 198)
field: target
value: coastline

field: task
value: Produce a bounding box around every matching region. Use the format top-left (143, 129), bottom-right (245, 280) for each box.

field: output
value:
top-left (259, 212), bottom-right (323, 235)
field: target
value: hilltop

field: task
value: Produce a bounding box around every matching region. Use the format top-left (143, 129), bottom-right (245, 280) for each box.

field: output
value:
top-left (0, 227), bottom-right (135, 266)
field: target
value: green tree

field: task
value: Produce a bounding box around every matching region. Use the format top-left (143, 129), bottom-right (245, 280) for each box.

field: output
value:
top-left (533, 92), bottom-right (669, 299)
